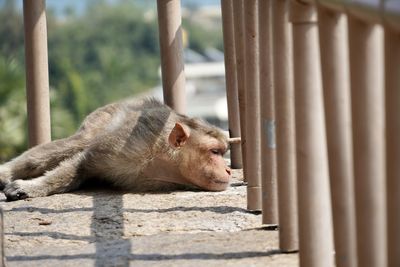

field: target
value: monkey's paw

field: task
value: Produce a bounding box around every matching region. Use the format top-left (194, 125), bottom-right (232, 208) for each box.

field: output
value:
top-left (0, 178), bottom-right (10, 191)
top-left (0, 165), bottom-right (11, 190)
top-left (4, 180), bottom-right (29, 201)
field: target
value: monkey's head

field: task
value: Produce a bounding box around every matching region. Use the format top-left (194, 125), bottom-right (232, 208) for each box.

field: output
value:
top-left (168, 120), bottom-right (231, 191)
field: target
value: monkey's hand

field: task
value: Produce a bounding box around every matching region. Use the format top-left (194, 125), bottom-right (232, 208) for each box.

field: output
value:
top-left (4, 153), bottom-right (85, 201)
top-left (4, 180), bottom-right (44, 201)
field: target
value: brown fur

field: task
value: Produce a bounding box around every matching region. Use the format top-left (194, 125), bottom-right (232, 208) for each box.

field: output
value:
top-left (0, 98), bottom-right (231, 201)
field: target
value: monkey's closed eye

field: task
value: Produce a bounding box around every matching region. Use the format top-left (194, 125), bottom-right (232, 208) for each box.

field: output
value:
top-left (211, 149), bottom-right (222, 156)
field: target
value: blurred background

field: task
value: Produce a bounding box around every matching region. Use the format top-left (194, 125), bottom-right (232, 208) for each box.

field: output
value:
top-left (0, 0), bottom-right (229, 161)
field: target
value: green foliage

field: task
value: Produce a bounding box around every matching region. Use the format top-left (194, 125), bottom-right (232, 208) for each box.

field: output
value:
top-left (0, 0), bottom-right (223, 161)
top-left (0, 57), bottom-right (23, 105)
top-left (47, 1), bottom-right (161, 126)
top-left (0, 56), bottom-right (27, 161)
top-left (0, 0), bottom-right (24, 60)
top-left (183, 19), bottom-right (223, 53)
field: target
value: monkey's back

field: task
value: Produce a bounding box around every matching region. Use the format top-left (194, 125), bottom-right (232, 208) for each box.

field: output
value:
top-left (77, 98), bottom-right (177, 186)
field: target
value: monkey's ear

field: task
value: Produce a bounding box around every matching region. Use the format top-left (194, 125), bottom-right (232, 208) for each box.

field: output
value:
top-left (168, 123), bottom-right (190, 148)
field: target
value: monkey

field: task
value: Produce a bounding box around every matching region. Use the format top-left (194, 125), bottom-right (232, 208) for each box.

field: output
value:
top-left (0, 98), bottom-right (232, 201)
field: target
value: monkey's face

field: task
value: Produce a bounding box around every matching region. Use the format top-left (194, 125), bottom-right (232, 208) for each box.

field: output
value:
top-left (179, 135), bottom-right (232, 191)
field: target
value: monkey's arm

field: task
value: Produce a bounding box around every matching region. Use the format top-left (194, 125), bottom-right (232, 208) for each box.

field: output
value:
top-left (4, 152), bottom-right (87, 201)
top-left (0, 135), bottom-right (88, 190)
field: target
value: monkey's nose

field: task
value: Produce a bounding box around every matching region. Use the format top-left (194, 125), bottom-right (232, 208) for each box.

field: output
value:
top-left (226, 167), bottom-right (231, 176)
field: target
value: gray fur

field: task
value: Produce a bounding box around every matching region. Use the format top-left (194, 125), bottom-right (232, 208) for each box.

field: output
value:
top-left (0, 98), bottom-right (230, 201)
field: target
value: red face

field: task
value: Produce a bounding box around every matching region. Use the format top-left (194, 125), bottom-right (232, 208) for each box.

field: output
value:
top-left (179, 136), bottom-right (231, 191)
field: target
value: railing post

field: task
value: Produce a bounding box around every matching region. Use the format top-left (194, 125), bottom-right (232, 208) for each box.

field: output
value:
top-left (232, 0), bottom-right (248, 179)
top-left (221, 0), bottom-right (242, 169)
top-left (243, 0), bottom-right (262, 211)
top-left (290, 1), bottom-right (334, 266)
top-left (23, 0), bottom-right (51, 147)
top-left (318, 6), bottom-right (357, 267)
top-left (347, 16), bottom-right (387, 267)
top-left (0, 209), bottom-right (5, 267)
top-left (156, 0), bottom-right (186, 114)
top-left (385, 25), bottom-right (400, 267)
top-left (259, 0), bottom-right (278, 225)
top-left (273, 0), bottom-right (298, 252)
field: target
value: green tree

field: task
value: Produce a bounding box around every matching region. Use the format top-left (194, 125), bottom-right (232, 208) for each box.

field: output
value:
top-left (0, 55), bottom-right (27, 161)
top-left (0, 0), bottom-right (224, 160)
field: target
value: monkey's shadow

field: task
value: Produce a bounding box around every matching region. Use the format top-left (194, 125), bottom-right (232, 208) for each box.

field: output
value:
top-left (7, 182), bottom-right (276, 266)
top-left (88, 190), bottom-right (268, 266)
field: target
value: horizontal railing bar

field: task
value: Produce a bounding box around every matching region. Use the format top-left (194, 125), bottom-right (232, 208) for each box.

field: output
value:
top-left (346, 0), bottom-right (382, 24)
top-left (296, 0), bottom-right (400, 29)
top-left (318, 0), bottom-right (346, 12)
top-left (384, 0), bottom-right (400, 31)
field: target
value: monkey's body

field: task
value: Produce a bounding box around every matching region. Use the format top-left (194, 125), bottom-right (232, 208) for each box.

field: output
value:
top-left (0, 99), bottom-right (231, 201)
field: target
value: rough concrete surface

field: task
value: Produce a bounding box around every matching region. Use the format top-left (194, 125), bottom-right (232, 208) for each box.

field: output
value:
top-left (1, 170), bottom-right (298, 266)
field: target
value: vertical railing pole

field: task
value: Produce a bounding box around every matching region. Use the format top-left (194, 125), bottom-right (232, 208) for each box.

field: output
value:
top-left (385, 27), bottom-right (400, 267)
top-left (23, 0), bottom-right (51, 147)
top-left (347, 16), bottom-right (387, 267)
top-left (243, 0), bottom-right (262, 211)
top-left (156, 0), bottom-right (186, 114)
top-left (0, 209), bottom-right (5, 267)
top-left (273, 0), bottom-right (298, 252)
top-left (259, 0), bottom-right (278, 224)
top-left (290, 1), bottom-right (334, 266)
top-left (221, 0), bottom-right (242, 169)
top-left (318, 6), bottom-right (357, 267)
top-left (232, 0), bottom-right (248, 179)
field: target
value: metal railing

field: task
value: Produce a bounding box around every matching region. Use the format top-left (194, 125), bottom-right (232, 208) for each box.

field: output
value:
top-left (220, 0), bottom-right (400, 267)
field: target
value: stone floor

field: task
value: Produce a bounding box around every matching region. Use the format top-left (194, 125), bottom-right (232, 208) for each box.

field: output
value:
top-left (1, 170), bottom-right (298, 267)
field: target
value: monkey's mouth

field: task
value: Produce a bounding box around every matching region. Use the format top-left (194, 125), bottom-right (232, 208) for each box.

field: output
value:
top-left (206, 179), bottom-right (230, 191)
top-left (211, 179), bottom-right (229, 185)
